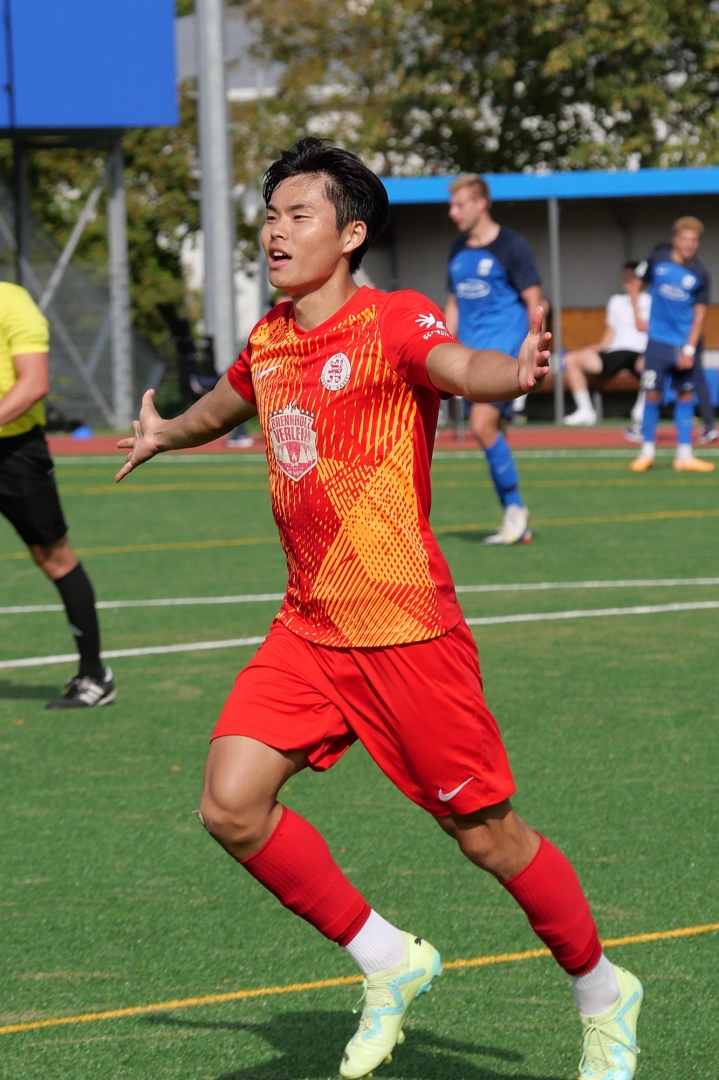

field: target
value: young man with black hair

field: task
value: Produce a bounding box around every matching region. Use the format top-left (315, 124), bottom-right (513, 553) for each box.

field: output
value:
top-left (0, 282), bottom-right (114, 707)
top-left (117, 138), bottom-right (642, 1080)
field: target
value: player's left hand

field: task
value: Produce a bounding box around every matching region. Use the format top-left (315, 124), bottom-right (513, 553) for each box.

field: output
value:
top-left (678, 347), bottom-right (694, 371)
top-left (517, 305), bottom-right (551, 392)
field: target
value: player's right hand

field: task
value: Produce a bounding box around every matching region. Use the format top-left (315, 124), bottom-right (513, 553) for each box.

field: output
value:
top-left (114, 389), bottom-right (163, 483)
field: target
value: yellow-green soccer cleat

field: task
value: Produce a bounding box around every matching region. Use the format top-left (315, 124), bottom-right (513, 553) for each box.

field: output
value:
top-left (339, 932), bottom-right (442, 1079)
top-left (578, 964), bottom-right (643, 1079)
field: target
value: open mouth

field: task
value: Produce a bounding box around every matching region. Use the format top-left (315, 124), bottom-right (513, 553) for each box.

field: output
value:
top-left (269, 249), bottom-right (291, 268)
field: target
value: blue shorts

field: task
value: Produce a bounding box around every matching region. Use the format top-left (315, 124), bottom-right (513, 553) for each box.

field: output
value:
top-left (464, 398), bottom-right (515, 421)
top-left (641, 340), bottom-right (695, 396)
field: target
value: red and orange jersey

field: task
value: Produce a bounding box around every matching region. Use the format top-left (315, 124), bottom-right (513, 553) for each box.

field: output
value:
top-left (227, 286), bottom-right (463, 648)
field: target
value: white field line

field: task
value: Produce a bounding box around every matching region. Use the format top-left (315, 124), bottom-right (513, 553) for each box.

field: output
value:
top-left (455, 577), bottom-right (719, 595)
top-left (2, 578), bottom-right (719, 617)
top-left (466, 600), bottom-right (719, 628)
top-left (0, 593), bottom-right (285, 615)
top-left (0, 637), bottom-right (266, 670)
top-left (2, 600), bottom-right (718, 669)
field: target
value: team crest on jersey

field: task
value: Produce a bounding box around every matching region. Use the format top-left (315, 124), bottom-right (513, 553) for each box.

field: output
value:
top-left (477, 257), bottom-right (493, 276)
top-left (320, 352), bottom-right (352, 391)
top-left (269, 402), bottom-right (318, 481)
top-left (682, 274), bottom-right (696, 289)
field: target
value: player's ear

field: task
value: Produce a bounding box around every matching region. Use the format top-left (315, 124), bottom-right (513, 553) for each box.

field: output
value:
top-left (342, 220), bottom-right (367, 256)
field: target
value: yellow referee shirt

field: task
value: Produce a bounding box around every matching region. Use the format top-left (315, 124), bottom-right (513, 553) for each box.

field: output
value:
top-left (0, 282), bottom-right (50, 438)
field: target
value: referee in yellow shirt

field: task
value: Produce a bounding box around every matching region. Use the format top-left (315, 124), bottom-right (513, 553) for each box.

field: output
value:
top-left (0, 283), bottom-right (115, 707)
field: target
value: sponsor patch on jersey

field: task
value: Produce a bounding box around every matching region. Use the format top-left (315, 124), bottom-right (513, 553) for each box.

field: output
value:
top-left (658, 283), bottom-right (690, 302)
top-left (269, 402), bottom-right (318, 481)
top-left (320, 352), bottom-right (352, 391)
top-left (416, 312), bottom-right (452, 340)
top-left (456, 280), bottom-right (491, 299)
top-left (477, 257), bottom-right (493, 276)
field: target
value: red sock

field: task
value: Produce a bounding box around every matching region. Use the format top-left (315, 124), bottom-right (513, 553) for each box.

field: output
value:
top-left (241, 806), bottom-right (371, 945)
top-left (502, 835), bottom-right (602, 976)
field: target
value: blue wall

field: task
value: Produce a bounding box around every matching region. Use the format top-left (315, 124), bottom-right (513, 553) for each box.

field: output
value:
top-left (1, 0), bottom-right (177, 128)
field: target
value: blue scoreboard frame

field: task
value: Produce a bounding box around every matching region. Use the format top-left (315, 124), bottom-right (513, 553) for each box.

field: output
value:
top-left (1, 0), bottom-right (177, 131)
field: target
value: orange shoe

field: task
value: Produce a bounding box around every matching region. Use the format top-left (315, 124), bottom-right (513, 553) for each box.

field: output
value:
top-left (630, 455), bottom-right (654, 473)
top-left (673, 456), bottom-right (715, 472)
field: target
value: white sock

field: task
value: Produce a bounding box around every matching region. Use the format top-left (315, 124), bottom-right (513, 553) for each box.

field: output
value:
top-left (676, 443), bottom-right (692, 461)
top-left (344, 909), bottom-right (405, 975)
top-left (572, 389), bottom-right (593, 412)
top-left (571, 952), bottom-right (620, 1016)
top-left (631, 391), bottom-right (645, 425)
top-left (640, 441), bottom-right (655, 459)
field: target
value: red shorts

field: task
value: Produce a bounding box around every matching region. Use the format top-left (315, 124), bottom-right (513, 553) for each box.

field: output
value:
top-left (212, 619), bottom-right (515, 817)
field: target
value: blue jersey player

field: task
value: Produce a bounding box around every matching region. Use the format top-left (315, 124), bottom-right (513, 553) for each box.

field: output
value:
top-left (629, 216), bottom-right (714, 473)
top-left (445, 174), bottom-right (547, 543)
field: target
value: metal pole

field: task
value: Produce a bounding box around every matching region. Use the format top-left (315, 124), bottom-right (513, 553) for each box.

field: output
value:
top-left (12, 142), bottom-right (29, 287)
top-left (196, 0), bottom-right (237, 373)
top-left (547, 197), bottom-right (564, 424)
top-left (107, 139), bottom-right (134, 431)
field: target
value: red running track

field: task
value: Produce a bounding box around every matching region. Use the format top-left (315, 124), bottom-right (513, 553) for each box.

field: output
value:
top-left (48, 424), bottom-right (678, 457)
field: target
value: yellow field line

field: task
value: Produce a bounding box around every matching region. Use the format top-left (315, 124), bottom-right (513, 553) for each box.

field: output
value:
top-left (60, 482), bottom-right (270, 494)
top-left (56, 477), bottom-right (718, 495)
top-left (0, 537), bottom-right (279, 561)
top-left (2, 921), bottom-right (716, 1037)
top-left (2, 507), bottom-right (718, 563)
top-left (435, 507), bottom-right (719, 533)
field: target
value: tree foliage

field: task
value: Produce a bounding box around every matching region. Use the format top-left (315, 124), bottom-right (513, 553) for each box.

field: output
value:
top-left (241, 0), bottom-right (719, 174)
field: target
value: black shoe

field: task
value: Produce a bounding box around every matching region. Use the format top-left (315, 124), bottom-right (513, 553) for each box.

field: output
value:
top-left (697, 427), bottom-right (719, 446)
top-left (46, 667), bottom-right (116, 709)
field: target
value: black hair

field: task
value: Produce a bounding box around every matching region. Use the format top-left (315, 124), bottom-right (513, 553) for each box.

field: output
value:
top-left (262, 137), bottom-right (390, 273)
top-left (623, 260), bottom-right (639, 271)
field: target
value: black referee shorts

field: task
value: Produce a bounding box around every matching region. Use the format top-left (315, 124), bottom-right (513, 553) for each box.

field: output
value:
top-left (0, 426), bottom-right (68, 548)
top-left (598, 349), bottom-right (641, 379)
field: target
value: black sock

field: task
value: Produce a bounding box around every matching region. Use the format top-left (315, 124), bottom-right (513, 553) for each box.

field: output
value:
top-left (53, 563), bottom-right (104, 680)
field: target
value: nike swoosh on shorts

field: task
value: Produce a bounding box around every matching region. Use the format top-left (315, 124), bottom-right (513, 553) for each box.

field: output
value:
top-left (438, 776), bottom-right (475, 802)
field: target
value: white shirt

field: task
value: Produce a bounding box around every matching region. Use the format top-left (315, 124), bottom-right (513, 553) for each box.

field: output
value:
top-left (605, 292), bottom-right (651, 354)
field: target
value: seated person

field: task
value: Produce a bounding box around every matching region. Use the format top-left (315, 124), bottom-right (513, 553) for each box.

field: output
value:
top-left (563, 262), bottom-right (650, 426)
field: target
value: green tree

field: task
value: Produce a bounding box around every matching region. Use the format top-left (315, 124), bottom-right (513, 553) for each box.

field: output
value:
top-left (241, 0), bottom-right (719, 173)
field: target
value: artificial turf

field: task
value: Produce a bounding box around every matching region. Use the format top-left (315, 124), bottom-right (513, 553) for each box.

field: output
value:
top-left (1, 447), bottom-right (718, 1079)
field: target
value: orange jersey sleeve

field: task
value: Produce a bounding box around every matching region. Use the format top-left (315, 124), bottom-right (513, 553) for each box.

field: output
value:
top-left (233, 287), bottom-right (463, 648)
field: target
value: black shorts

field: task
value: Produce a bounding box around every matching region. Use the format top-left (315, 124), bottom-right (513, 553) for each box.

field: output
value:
top-left (0, 426), bottom-right (68, 547)
top-left (598, 349), bottom-right (641, 379)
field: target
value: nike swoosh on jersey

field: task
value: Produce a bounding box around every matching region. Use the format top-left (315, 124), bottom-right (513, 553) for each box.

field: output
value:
top-left (438, 776), bottom-right (475, 802)
top-left (256, 364), bottom-right (282, 379)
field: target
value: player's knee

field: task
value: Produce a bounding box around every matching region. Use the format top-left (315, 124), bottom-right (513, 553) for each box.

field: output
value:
top-left (646, 390), bottom-right (661, 403)
top-left (453, 824), bottom-right (500, 868)
top-left (197, 790), bottom-right (267, 851)
top-left (470, 413), bottom-right (497, 448)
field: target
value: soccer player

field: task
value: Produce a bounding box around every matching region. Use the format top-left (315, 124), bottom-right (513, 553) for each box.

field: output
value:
top-left (117, 139), bottom-right (642, 1080)
top-left (0, 282), bottom-right (115, 706)
top-left (563, 262), bottom-right (650, 426)
top-left (630, 216), bottom-right (715, 472)
top-left (445, 174), bottom-right (546, 545)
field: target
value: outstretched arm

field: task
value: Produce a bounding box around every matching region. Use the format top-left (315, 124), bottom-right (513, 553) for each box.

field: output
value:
top-left (115, 375), bottom-right (256, 482)
top-left (426, 304), bottom-right (551, 401)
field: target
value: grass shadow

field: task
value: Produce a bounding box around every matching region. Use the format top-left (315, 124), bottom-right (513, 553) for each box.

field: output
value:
top-left (146, 1009), bottom-right (565, 1080)
top-left (0, 680), bottom-right (58, 701)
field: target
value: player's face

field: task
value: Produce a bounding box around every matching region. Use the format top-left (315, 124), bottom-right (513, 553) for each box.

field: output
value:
top-left (672, 228), bottom-right (701, 263)
top-left (261, 175), bottom-right (366, 295)
top-left (448, 187), bottom-right (486, 232)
